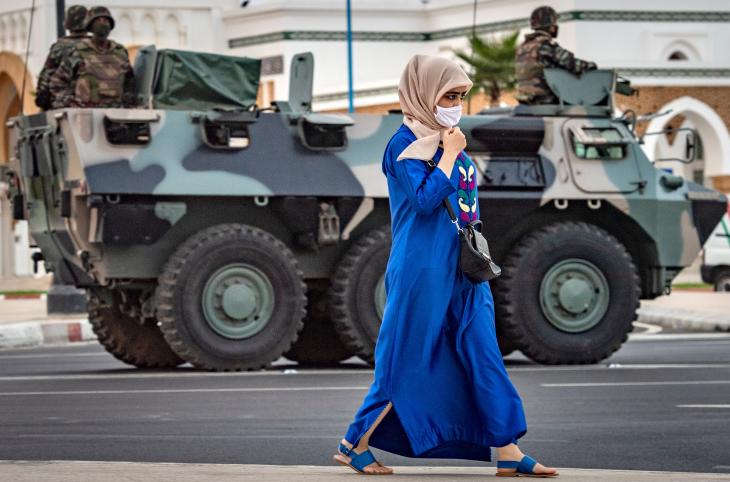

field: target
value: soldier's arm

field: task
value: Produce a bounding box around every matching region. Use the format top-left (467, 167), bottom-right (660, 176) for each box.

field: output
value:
top-left (545, 42), bottom-right (597, 74)
top-left (121, 48), bottom-right (137, 108)
top-left (35, 43), bottom-right (64, 110)
top-left (48, 52), bottom-right (78, 109)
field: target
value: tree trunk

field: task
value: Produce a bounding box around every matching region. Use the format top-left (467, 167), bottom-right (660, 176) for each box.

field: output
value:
top-left (489, 80), bottom-right (501, 107)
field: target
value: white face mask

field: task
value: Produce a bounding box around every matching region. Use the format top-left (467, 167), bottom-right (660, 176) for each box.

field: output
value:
top-left (434, 105), bottom-right (462, 128)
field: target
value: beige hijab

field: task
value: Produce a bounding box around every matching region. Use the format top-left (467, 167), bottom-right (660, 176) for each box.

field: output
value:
top-left (397, 54), bottom-right (473, 161)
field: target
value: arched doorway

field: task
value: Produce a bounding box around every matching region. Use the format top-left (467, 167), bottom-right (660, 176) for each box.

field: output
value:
top-left (0, 51), bottom-right (36, 277)
top-left (642, 96), bottom-right (730, 193)
top-left (0, 51), bottom-right (36, 161)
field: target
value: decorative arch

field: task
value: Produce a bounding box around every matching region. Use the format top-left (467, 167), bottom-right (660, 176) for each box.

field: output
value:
top-left (115, 14), bottom-right (135, 46)
top-left (642, 96), bottom-right (730, 180)
top-left (661, 40), bottom-right (701, 62)
top-left (0, 19), bottom-right (6, 50)
top-left (0, 52), bottom-right (36, 161)
top-left (8, 17), bottom-right (17, 52)
top-left (161, 14), bottom-right (181, 47)
top-left (138, 14), bottom-right (157, 46)
top-left (18, 15), bottom-right (28, 47)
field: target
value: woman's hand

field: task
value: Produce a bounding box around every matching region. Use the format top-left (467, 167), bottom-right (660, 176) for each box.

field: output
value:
top-left (436, 128), bottom-right (465, 179)
top-left (442, 127), bottom-right (467, 155)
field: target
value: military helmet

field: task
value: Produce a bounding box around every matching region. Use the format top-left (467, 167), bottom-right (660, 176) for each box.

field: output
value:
top-left (84, 6), bottom-right (115, 30)
top-left (530, 6), bottom-right (559, 30)
top-left (64, 5), bottom-right (87, 32)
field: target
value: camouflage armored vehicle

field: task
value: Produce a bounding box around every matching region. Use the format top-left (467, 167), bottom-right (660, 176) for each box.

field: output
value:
top-left (5, 48), bottom-right (727, 370)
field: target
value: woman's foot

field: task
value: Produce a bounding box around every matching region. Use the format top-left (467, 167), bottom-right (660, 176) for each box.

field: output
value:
top-left (496, 444), bottom-right (558, 477)
top-left (333, 438), bottom-right (393, 475)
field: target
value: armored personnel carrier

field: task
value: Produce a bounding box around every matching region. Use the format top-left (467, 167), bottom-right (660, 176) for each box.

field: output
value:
top-left (5, 48), bottom-right (726, 370)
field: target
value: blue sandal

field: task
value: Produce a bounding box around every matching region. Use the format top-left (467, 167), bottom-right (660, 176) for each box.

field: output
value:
top-left (496, 455), bottom-right (557, 478)
top-left (334, 442), bottom-right (391, 475)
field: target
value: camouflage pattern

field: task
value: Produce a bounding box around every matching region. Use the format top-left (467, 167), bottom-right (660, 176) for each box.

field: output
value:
top-left (516, 30), bottom-right (597, 104)
top-left (64, 4), bottom-right (88, 32)
top-left (84, 6), bottom-right (115, 30)
top-left (35, 33), bottom-right (88, 110)
top-left (7, 52), bottom-right (727, 369)
top-left (48, 38), bottom-right (134, 108)
top-left (530, 5), bottom-right (558, 30)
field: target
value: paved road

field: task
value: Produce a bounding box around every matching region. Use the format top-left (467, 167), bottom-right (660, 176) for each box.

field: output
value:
top-left (0, 334), bottom-right (729, 475)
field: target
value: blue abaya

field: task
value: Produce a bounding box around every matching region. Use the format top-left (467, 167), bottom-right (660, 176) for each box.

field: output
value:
top-left (343, 124), bottom-right (527, 462)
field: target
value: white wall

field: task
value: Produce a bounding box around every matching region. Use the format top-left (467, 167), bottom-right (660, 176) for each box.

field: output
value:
top-left (224, 0), bottom-right (730, 110)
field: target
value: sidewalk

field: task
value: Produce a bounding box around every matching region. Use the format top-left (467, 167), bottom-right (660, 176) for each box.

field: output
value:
top-left (637, 291), bottom-right (730, 332)
top-left (0, 289), bottom-right (727, 351)
top-left (1, 461), bottom-right (728, 482)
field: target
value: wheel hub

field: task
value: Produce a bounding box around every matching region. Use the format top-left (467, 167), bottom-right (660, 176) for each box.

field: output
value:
top-left (558, 278), bottom-right (593, 314)
top-left (202, 264), bottom-right (274, 339)
top-left (540, 259), bottom-right (609, 333)
top-left (221, 284), bottom-right (257, 320)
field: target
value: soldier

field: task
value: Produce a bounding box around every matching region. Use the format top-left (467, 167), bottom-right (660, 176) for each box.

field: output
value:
top-left (49, 6), bottom-right (135, 109)
top-left (34, 5), bottom-right (89, 110)
top-left (515, 5), bottom-right (597, 105)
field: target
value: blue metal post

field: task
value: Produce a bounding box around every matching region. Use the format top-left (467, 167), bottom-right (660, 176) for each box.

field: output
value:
top-left (346, 0), bottom-right (354, 113)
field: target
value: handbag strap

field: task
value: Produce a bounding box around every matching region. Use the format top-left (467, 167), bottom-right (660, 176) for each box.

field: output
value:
top-left (426, 159), bottom-right (462, 233)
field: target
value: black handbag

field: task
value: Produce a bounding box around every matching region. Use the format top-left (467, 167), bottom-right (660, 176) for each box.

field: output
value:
top-left (426, 159), bottom-right (502, 283)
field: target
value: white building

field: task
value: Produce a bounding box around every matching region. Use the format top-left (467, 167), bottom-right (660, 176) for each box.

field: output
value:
top-left (1, 0), bottom-right (729, 277)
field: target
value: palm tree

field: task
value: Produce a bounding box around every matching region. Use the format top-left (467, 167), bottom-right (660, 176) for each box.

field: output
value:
top-left (455, 31), bottom-right (520, 108)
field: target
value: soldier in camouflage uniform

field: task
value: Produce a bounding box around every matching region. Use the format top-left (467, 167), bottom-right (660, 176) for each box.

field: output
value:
top-left (49, 6), bottom-right (135, 108)
top-left (515, 6), bottom-right (597, 105)
top-left (34, 5), bottom-right (88, 110)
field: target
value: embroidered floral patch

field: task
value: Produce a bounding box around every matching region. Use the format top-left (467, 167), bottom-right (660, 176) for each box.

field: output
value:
top-left (456, 154), bottom-right (478, 223)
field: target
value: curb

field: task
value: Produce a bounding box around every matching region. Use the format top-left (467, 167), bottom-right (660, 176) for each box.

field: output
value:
top-left (0, 319), bottom-right (95, 350)
top-left (637, 307), bottom-right (730, 332)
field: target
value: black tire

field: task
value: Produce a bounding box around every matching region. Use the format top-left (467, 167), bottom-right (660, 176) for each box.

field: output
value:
top-left (493, 222), bottom-right (640, 365)
top-left (284, 282), bottom-right (354, 366)
top-left (88, 290), bottom-right (184, 368)
top-left (713, 269), bottom-right (730, 292)
top-left (155, 224), bottom-right (306, 371)
top-left (497, 333), bottom-right (516, 357)
top-left (330, 226), bottom-right (391, 365)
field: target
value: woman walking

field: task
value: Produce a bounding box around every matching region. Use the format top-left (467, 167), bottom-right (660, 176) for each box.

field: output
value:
top-left (333, 55), bottom-right (557, 478)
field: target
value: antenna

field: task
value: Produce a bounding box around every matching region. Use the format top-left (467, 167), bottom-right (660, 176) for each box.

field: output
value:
top-left (20, 0), bottom-right (36, 115)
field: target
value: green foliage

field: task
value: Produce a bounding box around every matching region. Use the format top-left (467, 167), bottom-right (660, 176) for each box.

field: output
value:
top-left (455, 31), bottom-right (519, 106)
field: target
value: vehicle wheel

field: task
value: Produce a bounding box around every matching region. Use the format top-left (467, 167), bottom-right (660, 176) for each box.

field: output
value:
top-left (330, 226), bottom-right (391, 365)
top-left (497, 333), bottom-right (516, 357)
top-left (284, 282), bottom-right (354, 366)
top-left (88, 290), bottom-right (184, 368)
top-left (713, 269), bottom-right (730, 292)
top-left (155, 224), bottom-right (306, 371)
top-left (493, 222), bottom-right (639, 365)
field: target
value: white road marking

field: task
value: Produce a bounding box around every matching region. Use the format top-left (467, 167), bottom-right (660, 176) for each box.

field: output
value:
top-left (0, 363), bottom-right (728, 383)
top-left (0, 386), bottom-right (370, 397)
top-left (628, 333), bottom-right (730, 341)
top-left (543, 380), bottom-right (730, 388)
top-left (631, 321), bottom-right (663, 335)
top-left (677, 405), bottom-right (730, 408)
top-left (511, 364), bottom-right (730, 371)
top-left (0, 370), bottom-right (372, 382)
top-left (0, 352), bottom-right (109, 360)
